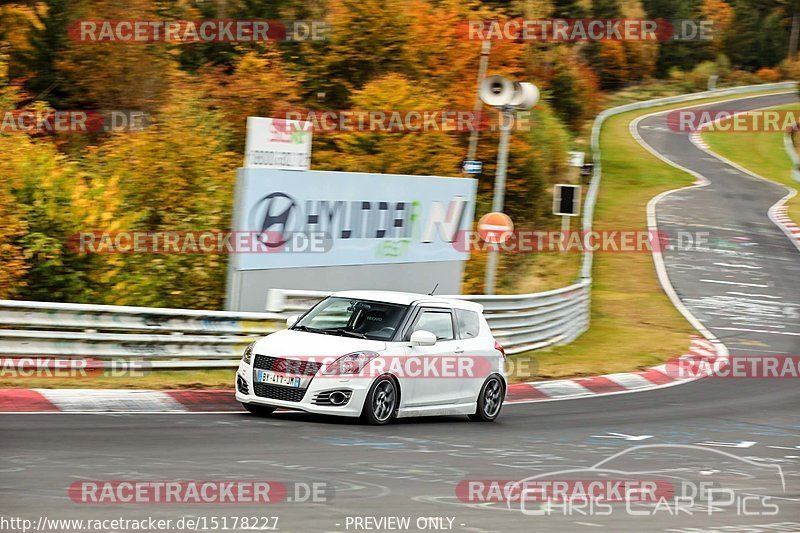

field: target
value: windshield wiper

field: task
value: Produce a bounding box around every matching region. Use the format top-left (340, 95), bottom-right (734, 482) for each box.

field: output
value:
top-left (325, 328), bottom-right (367, 339)
top-left (292, 325), bottom-right (330, 335)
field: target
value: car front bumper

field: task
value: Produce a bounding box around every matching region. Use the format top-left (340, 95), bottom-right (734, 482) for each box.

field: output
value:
top-left (234, 360), bottom-right (372, 417)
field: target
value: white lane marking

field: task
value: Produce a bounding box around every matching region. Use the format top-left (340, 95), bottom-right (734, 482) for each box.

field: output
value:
top-left (728, 348), bottom-right (789, 354)
top-left (731, 322), bottom-right (785, 329)
top-left (592, 432), bottom-right (653, 441)
top-left (715, 327), bottom-right (800, 336)
top-left (700, 279), bottom-right (769, 287)
top-left (531, 380), bottom-right (594, 398)
top-left (632, 108), bottom-right (730, 385)
top-left (35, 389), bottom-right (185, 412)
top-left (727, 291), bottom-right (782, 299)
top-left (696, 440), bottom-right (757, 449)
top-left (605, 373), bottom-right (661, 389)
top-left (714, 263), bottom-right (762, 269)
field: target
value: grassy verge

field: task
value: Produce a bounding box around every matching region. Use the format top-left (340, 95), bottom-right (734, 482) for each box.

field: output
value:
top-left (6, 89), bottom-right (790, 390)
top-left (508, 88), bottom-right (793, 383)
top-left (0, 369), bottom-right (236, 390)
top-left (701, 102), bottom-right (800, 225)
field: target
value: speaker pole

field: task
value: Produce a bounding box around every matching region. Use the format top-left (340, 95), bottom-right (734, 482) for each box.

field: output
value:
top-left (466, 40), bottom-right (491, 170)
top-left (485, 106), bottom-right (512, 295)
top-left (477, 74), bottom-right (538, 295)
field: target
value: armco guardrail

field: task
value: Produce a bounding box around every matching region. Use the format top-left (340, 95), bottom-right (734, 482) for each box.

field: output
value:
top-left (0, 300), bottom-right (282, 365)
top-left (784, 128), bottom-right (800, 182)
top-left (0, 81), bottom-right (793, 368)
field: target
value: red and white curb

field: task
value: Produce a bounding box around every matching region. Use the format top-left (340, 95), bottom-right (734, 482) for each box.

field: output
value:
top-left (690, 131), bottom-right (709, 150)
top-left (0, 338), bottom-right (719, 412)
top-left (772, 205), bottom-right (800, 247)
top-left (0, 388), bottom-right (244, 413)
top-left (505, 336), bottom-right (717, 403)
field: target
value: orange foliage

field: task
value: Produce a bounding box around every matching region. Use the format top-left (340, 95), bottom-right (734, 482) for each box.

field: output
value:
top-left (701, 0), bottom-right (734, 52)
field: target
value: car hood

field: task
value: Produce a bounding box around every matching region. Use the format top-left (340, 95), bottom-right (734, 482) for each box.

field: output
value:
top-left (253, 329), bottom-right (388, 358)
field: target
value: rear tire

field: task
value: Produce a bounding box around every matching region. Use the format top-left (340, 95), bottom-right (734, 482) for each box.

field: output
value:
top-left (469, 375), bottom-right (504, 422)
top-left (242, 403), bottom-right (277, 416)
top-left (361, 375), bottom-right (398, 425)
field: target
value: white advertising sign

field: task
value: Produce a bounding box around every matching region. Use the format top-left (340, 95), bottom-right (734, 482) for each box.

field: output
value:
top-left (244, 117), bottom-right (312, 170)
top-left (567, 151), bottom-right (585, 167)
top-left (231, 169), bottom-right (477, 270)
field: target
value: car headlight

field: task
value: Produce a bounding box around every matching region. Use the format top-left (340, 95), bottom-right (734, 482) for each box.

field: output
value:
top-left (242, 342), bottom-right (255, 365)
top-left (322, 351), bottom-right (379, 375)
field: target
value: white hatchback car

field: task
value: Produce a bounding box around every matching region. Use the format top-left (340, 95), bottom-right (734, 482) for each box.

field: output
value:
top-left (235, 290), bottom-right (506, 424)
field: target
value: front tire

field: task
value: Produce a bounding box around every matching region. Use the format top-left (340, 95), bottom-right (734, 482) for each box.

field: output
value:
top-left (242, 403), bottom-right (277, 416)
top-left (361, 375), bottom-right (398, 425)
top-left (469, 375), bottom-right (504, 422)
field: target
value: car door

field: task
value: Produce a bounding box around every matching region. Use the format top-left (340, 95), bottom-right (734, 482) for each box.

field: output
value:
top-left (454, 308), bottom-right (497, 403)
top-left (402, 307), bottom-right (463, 407)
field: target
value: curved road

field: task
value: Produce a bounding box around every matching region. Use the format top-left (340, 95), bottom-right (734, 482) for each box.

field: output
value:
top-left (2, 92), bottom-right (799, 533)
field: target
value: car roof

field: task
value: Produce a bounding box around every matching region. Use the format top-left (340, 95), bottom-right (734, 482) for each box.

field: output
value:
top-left (331, 290), bottom-right (484, 312)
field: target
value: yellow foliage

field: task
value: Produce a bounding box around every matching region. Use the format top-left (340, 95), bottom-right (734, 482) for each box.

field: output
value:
top-left (701, 0), bottom-right (734, 52)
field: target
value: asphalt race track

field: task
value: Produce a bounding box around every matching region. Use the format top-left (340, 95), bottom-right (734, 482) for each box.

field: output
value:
top-left (2, 92), bottom-right (799, 533)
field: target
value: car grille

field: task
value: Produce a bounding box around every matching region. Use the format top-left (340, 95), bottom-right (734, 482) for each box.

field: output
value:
top-left (253, 355), bottom-right (322, 376)
top-left (252, 355), bottom-right (322, 402)
top-left (252, 383), bottom-right (306, 402)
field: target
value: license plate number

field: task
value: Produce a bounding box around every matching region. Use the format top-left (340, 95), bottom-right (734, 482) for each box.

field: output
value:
top-left (256, 370), bottom-right (301, 388)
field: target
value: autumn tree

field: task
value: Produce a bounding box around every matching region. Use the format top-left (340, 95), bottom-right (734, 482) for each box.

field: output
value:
top-left (200, 46), bottom-right (302, 149)
top-left (0, 53), bottom-right (29, 298)
top-left (312, 73), bottom-right (462, 176)
top-left (76, 73), bottom-right (239, 308)
top-left (701, 0), bottom-right (734, 53)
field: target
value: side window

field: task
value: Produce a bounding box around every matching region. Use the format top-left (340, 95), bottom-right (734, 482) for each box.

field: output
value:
top-left (412, 311), bottom-right (454, 341)
top-left (456, 309), bottom-right (481, 339)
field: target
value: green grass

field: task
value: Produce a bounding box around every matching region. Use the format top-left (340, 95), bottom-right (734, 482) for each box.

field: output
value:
top-left (701, 102), bottom-right (800, 225)
top-left (0, 369), bottom-right (236, 390)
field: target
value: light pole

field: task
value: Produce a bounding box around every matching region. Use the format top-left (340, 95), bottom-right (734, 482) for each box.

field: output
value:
top-left (478, 76), bottom-right (539, 294)
top-left (466, 40), bottom-right (492, 167)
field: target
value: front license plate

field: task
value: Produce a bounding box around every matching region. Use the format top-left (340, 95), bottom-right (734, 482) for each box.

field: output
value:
top-left (256, 370), bottom-right (301, 388)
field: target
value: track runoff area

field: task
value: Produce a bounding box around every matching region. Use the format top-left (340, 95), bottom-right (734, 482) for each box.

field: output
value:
top-left (2, 92), bottom-right (800, 533)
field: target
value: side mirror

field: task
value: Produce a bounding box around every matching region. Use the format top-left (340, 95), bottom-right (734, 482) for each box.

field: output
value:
top-left (410, 330), bottom-right (437, 346)
top-left (286, 315), bottom-right (299, 328)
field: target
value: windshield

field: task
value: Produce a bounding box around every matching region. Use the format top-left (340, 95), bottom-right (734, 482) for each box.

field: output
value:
top-left (292, 298), bottom-right (408, 341)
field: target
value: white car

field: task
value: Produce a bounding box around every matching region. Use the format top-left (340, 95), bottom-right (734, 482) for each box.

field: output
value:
top-left (235, 290), bottom-right (506, 424)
